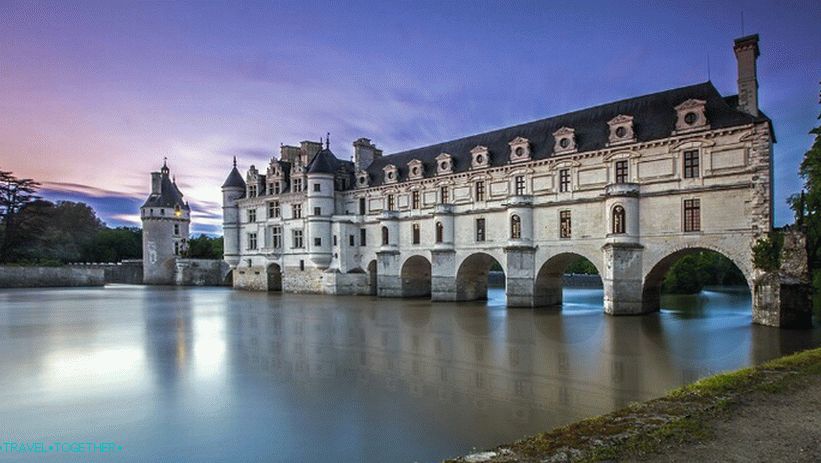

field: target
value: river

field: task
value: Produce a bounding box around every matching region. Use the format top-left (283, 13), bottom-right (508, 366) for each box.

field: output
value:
top-left (0, 285), bottom-right (818, 462)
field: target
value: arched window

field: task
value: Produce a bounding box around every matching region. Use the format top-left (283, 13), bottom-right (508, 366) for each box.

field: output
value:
top-left (435, 222), bottom-right (444, 243)
top-left (612, 205), bottom-right (626, 234)
top-left (510, 214), bottom-right (521, 239)
top-left (381, 226), bottom-right (389, 245)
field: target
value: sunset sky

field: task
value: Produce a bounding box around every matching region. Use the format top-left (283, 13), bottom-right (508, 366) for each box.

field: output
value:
top-left (1, 0), bottom-right (819, 234)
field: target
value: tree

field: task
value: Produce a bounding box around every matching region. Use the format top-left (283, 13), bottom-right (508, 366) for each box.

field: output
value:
top-left (788, 92), bottom-right (821, 294)
top-left (0, 170), bottom-right (41, 263)
top-left (14, 200), bottom-right (105, 263)
top-left (185, 234), bottom-right (223, 259)
top-left (83, 227), bottom-right (142, 262)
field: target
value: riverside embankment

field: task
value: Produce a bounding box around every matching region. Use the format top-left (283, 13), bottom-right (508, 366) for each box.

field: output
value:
top-left (451, 346), bottom-right (821, 463)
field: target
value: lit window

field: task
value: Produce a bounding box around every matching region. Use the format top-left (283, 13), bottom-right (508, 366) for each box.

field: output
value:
top-left (515, 176), bottom-right (525, 195)
top-left (387, 194), bottom-right (395, 211)
top-left (612, 205), bottom-right (626, 234)
top-left (510, 215), bottom-right (521, 239)
top-left (412, 190), bottom-right (420, 209)
top-left (440, 186), bottom-right (449, 204)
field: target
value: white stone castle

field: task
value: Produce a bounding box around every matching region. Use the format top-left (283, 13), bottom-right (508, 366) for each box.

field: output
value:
top-left (221, 35), bottom-right (791, 325)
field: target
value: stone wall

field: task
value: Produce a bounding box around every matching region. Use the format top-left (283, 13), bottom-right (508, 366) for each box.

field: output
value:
top-left (70, 260), bottom-right (143, 284)
top-left (233, 266), bottom-right (269, 291)
top-left (0, 266), bottom-right (105, 288)
top-left (175, 259), bottom-right (230, 286)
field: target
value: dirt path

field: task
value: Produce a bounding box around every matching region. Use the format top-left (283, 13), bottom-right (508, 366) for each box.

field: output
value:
top-left (638, 377), bottom-right (821, 463)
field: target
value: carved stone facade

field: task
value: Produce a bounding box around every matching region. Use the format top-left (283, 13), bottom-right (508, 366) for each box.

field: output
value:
top-left (222, 35), bottom-right (801, 327)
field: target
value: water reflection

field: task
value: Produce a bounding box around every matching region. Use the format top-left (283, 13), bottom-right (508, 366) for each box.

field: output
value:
top-left (0, 286), bottom-right (817, 463)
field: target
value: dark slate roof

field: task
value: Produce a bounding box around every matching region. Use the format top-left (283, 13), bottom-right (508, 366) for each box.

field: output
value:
top-left (307, 148), bottom-right (355, 175)
top-left (142, 174), bottom-right (189, 209)
top-left (221, 166), bottom-right (246, 189)
top-left (363, 81), bottom-right (770, 186)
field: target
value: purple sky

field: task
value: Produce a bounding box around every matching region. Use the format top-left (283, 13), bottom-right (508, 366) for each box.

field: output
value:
top-left (1, 0), bottom-right (819, 234)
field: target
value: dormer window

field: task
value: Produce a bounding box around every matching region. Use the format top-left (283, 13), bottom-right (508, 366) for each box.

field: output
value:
top-left (356, 170), bottom-right (369, 188)
top-left (471, 145), bottom-right (490, 169)
top-left (408, 159), bottom-right (424, 180)
top-left (383, 164), bottom-right (398, 184)
top-left (553, 127), bottom-right (577, 155)
top-left (508, 137), bottom-right (531, 163)
top-left (674, 99), bottom-right (708, 132)
top-left (435, 153), bottom-right (453, 175)
top-left (607, 114), bottom-right (636, 145)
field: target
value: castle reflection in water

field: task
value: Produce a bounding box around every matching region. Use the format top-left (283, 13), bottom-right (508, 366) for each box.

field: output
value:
top-left (226, 287), bottom-right (801, 429)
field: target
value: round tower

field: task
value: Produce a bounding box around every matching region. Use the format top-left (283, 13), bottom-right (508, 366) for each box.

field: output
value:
top-left (141, 159), bottom-right (191, 284)
top-left (304, 143), bottom-right (338, 268)
top-left (221, 157), bottom-right (246, 269)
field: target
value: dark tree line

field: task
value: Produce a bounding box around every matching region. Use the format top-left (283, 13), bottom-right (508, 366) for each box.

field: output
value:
top-left (0, 169), bottom-right (221, 264)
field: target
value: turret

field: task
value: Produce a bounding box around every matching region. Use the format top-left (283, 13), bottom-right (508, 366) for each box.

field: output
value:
top-left (221, 157), bottom-right (246, 269)
top-left (141, 159), bottom-right (191, 284)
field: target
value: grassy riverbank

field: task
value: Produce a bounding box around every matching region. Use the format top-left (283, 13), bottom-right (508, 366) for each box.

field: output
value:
top-left (449, 347), bottom-right (821, 463)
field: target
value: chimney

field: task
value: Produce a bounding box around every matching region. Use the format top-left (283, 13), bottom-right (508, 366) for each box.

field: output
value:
top-left (733, 34), bottom-right (760, 117)
top-left (151, 172), bottom-right (161, 194)
top-left (353, 138), bottom-right (382, 171)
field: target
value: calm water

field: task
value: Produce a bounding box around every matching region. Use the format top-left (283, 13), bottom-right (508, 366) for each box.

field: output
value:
top-left (0, 285), bottom-right (818, 462)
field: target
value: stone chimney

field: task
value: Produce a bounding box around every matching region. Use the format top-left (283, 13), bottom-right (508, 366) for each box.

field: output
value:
top-left (353, 138), bottom-right (382, 171)
top-left (150, 172), bottom-right (161, 194)
top-left (733, 34), bottom-right (760, 117)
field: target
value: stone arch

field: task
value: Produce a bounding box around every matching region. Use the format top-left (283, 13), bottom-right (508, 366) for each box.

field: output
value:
top-left (641, 245), bottom-right (751, 312)
top-left (266, 263), bottom-right (282, 291)
top-left (400, 255), bottom-right (431, 297)
top-left (222, 269), bottom-right (234, 287)
top-left (367, 259), bottom-right (378, 296)
top-left (534, 252), bottom-right (603, 307)
top-left (455, 252), bottom-right (504, 302)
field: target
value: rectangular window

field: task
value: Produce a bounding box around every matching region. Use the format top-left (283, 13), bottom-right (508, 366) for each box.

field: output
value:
top-left (268, 201), bottom-right (279, 218)
top-left (387, 194), bottom-right (395, 211)
top-left (313, 206), bottom-right (321, 216)
top-left (360, 229), bottom-right (366, 246)
top-left (314, 237), bottom-right (322, 247)
top-left (299, 260), bottom-right (305, 271)
top-left (313, 183), bottom-right (321, 192)
top-left (274, 182), bottom-right (280, 194)
top-left (440, 186), bottom-right (449, 204)
top-left (684, 199), bottom-right (701, 232)
top-left (248, 209), bottom-right (256, 223)
top-left (412, 223), bottom-right (420, 245)
top-left (515, 175), bottom-right (525, 195)
top-left (476, 218), bottom-right (486, 242)
top-left (267, 183), bottom-right (274, 195)
top-left (292, 229), bottom-right (304, 248)
top-left (293, 178), bottom-right (302, 192)
top-left (359, 197), bottom-right (366, 215)
top-left (293, 204), bottom-right (302, 219)
top-left (349, 235), bottom-right (355, 246)
top-left (248, 232), bottom-right (258, 250)
top-left (173, 224), bottom-right (180, 236)
top-left (272, 226), bottom-right (282, 249)
top-left (475, 181), bottom-right (485, 201)
top-left (248, 185), bottom-right (257, 197)
top-left (683, 150), bottom-right (699, 179)
top-left (333, 235), bottom-right (337, 246)
top-left (615, 160), bottom-right (628, 183)
top-left (174, 241), bottom-right (180, 255)
top-left (559, 169), bottom-right (570, 192)
top-left (412, 190), bottom-right (420, 209)
top-left (560, 210), bottom-right (572, 238)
